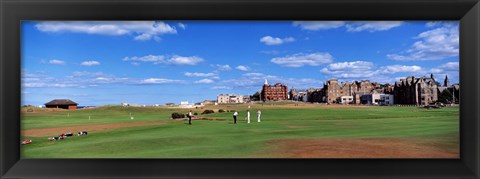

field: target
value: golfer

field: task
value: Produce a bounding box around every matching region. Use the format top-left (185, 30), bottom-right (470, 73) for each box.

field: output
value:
top-left (247, 110), bottom-right (251, 124)
top-left (188, 110), bottom-right (193, 125)
top-left (257, 110), bottom-right (261, 122)
top-left (233, 111), bottom-right (238, 124)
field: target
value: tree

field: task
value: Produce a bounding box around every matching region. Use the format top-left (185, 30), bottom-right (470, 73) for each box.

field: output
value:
top-left (251, 92), bottom-right (261, 101)
top-left (379, 83), bottom-right (391, 88)
top-left (438, 89), bottom-right (453, 103)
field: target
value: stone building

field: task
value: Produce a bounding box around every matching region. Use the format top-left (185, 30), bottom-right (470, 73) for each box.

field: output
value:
top-left (217, 94), bottom-right (245, 104)
top-left (243, 96), bottom-right (251, 103)
top-left (322, 79), bottom-right (342, 103)
top-left (437, 75), bottom-right (460, 104)
top-left (202, 100), bottom-right (216, 105)
top-left (289, 87), bottom-right (309, 102)
top-left (261, 79), bottom-right (288, 101)
top-left (306, 88), bottom-right (323, 103)
top-left (289, 88), bottom-right (298, 100)
top-left (355, 80), bottom-right (375, 94)
top-left (321, 79), bottom-right (376, 104)
top-left (394, 74), bottom-right (438, 105)
top-left (451, 84), bottom-right (460, 103)
top-left (383, 84), bottom-right (394, 94)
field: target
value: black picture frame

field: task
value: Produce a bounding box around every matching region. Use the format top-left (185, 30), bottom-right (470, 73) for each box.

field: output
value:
top-left (1, 0), bottom-right (479, 178)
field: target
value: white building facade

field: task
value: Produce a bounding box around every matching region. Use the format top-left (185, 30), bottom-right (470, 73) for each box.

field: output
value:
top-left (379, 94), bottom-right (395, 105)
top-left (217, 94), bottom-right (246, 104)
top-left (340, 96), bottom-right (354, 104)
top-left (179, 101), bottom-right (194, 108)
top-left (361, 93), bottom-right (394, 105)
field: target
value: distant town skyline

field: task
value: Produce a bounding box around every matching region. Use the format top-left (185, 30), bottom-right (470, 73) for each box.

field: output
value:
top-left (22, 21), bottom-right (459, 106)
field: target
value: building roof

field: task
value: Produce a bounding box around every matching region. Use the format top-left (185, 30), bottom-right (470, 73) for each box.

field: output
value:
top-left (373, 89), bottom-right (384, 93)
top-left (354, 91), bottom-right (370, 96)
top-left (45, 99), bottom-right (78, 105)
top-left (437, 86), bottom-right (448, 92)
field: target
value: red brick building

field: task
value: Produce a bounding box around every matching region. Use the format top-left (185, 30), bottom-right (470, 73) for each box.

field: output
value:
top-left (261, 79), bottom-right (288, 101)
top-left (45, 99), bottom-right (78, 110)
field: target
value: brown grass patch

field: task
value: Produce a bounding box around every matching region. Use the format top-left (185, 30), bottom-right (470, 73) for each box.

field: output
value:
top-left (264, 138), bottom-right (459, 158)
top-left (22, 121), bottom-right (167, 137)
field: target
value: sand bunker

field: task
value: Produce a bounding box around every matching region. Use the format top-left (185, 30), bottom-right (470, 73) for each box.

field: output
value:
top-left (266, 138), bottom-right (459, 158)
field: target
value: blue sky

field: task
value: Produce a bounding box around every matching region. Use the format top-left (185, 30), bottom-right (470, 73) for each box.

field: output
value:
top-left (22, 21), bottom-right (459, 106)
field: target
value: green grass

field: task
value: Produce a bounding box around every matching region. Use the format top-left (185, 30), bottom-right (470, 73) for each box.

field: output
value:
top-left (21, 104), bottom-right (459, 158)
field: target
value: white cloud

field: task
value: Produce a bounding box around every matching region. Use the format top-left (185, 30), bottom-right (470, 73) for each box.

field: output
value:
top-left (293, 21), bottom-right (403, 32)
top-left (325, 61), bottom-right (374, 71)
top-left (220, 72), bottom-right (324, 90)
top-left (22, 71), bottom-right (184, 88)
top-left (123, 55), bottom-right (203, 65)
top-left (213, 64), bottom-right (232, 71)
top-left (271, 52), bottom-right (334, 67)
top-left (167, 55), bottom-right (203, 65)
top-left (438, 62), bottom-right (459, 71)
top-left (35, 21), bottom-right (177, 41)
top-left (95, 77), bottom-right (109, 81)
top-left (140, 78), bottom-right (183, 84)
top-left (293, 21), bottom-right (345, 30)
top-left (387, 22), bottom-right (459, 61)
top-left (80, 61), bottom-right (100, 66)
top-left (48, 59), bottom-right (65, 65)
top-left (184, 72), bottom-right (217, 77)
top-left (177, 23), bottom-right (186, 30)
top-left (430, 62), bottom-right (459, 74)
top-left (320, 61), bottom-right (376, 79)
top-left (242, 72), bottom-right (265, 77)
top-left (425, 21), bottom-right (457, 28)
top-left (194, 78), bottom-right (214, 84)
top-left (426, 21), bottom-right (442, 27)
top-left (211, 86), bottom-right (232, 90)
top-left (123, 55), bottom-right (165, 64)
top-left (133, 33), bottom-right (154, 41)
top-left (71, 71), bottom-right (108, 77)
top-left (379, 65), bottom-right (423, 74)
top-left (235, 65), bottom-right (250, 71)
top-left (260, 50), bottom-right (282, 55)
top-left (429, 62), bottom-right (459, 84)
top-left (320, 61), bottom-right (427, 83)
top-left (345, 21), bottom-right (403, 32)
top-left (260, 36), bottom-right (295, 45)
top-left (23, 82), bottom-right (77, 88)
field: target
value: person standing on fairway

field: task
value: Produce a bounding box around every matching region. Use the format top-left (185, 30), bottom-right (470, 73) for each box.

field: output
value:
top-left (247, 110), bottom-right (251, 124)
top-left (233, 111), bottom-right (238, 124)
top-left (188, 110), bottom-right (193, 125)
top-left (257, 110), bottom-right (261, 122)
